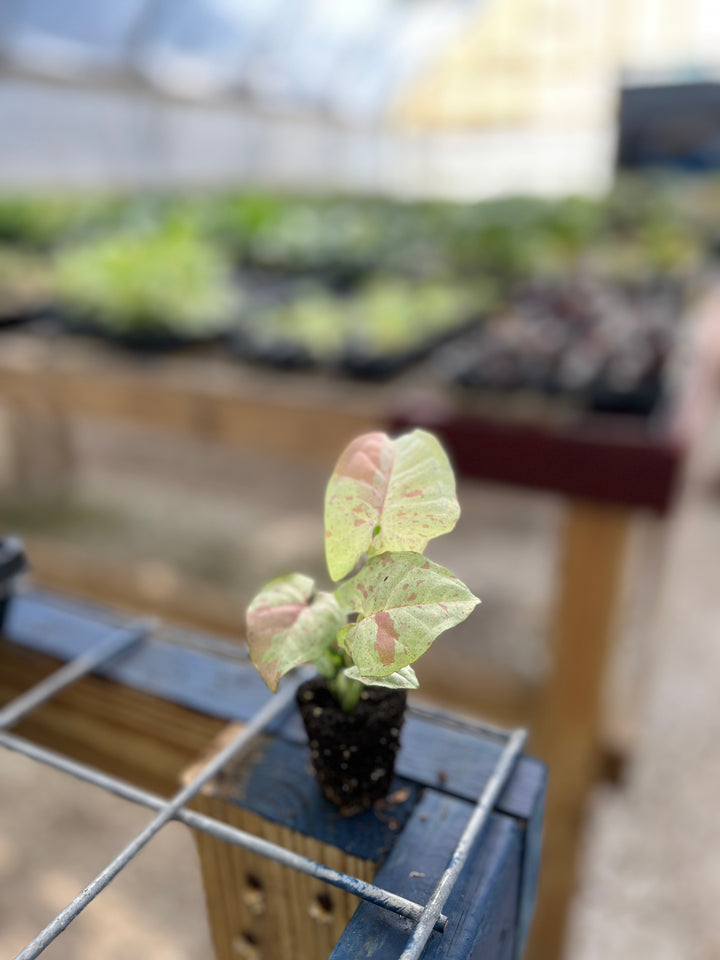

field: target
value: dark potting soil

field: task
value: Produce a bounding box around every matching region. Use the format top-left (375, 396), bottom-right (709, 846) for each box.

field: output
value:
top-left (59, 314), bottom-right (229, 355)
top-left (0, 305), bottom-right (53, 330)
top-left (296, 677), bottom-right (406, 817)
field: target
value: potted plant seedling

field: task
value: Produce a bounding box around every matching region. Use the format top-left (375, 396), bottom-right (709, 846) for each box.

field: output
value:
top-left (55, 220), bottom-right (240, 351)
top-left (246, 429), bottom-right (479, 815)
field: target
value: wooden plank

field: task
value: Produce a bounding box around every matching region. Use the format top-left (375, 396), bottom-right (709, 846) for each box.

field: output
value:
top-left (280, 706), bottom-right (543, 823)
top-left (1, 588), bottom-right (545, 959)
top-left (3, 403), bottom-right (76, 494)
top-left (330, 791), bottom-right (522, 960)
top-left (18, 535), bottom-right (254, 637)
top-left (0, 643), bottom-right (226, 795)
top-left (516, 768), bottom-right (546, 959)
top-left (599, 514), bottom-right (671, 783)
top-left (0, 335), bottom-right (384, 466)
top-left (186, 725), bottom-right (541, 960)
top-left (392, 407), bottom-right (682, 514)
top-left (184, 727), bottom-right (393, 960)
top-left (206, 734), bottom-right (421, 861)
top-left (526, 501), bottom-right (631, 960)
top-left (191, 788), bottom-right (377, 960)
top-left (6, 590), bottom-right (274, 723)
top-left (5, 591), bottom-right (544, 823)
top-left (326, 745), bottom-right (543, 959)
top-left (0, 590), bottom-right (261, 795)
top-left (0, 331), bottom-right (687, 510)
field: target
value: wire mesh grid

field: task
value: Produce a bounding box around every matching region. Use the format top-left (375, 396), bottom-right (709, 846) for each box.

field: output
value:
top-left (0, 598), bottom-right (527, 960)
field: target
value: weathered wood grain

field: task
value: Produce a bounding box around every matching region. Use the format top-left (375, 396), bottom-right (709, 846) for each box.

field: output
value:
top-left (526, 501), bottom-right (630, 960)
top-left (0, 334), bottom-right (384, 469)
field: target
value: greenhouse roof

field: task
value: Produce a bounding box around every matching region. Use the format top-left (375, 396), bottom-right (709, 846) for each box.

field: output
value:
top-left (0, 0), bottom-right (483, 124)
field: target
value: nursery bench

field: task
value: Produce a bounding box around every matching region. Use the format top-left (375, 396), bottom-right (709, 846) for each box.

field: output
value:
top-left (0, 586), bottom-right (546, 960)
top-left (0, 292), bottom-right (718, 960)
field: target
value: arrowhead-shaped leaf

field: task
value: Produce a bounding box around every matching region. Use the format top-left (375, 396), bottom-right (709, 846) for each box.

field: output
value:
top-left (335, 552), bottom-right (479, 677)
top-left (324, 429), bottom-right (460, 581)
top-left (246, 573), bottom-right (344, 692)
top-left (344, 665), bottom-right (419, 689)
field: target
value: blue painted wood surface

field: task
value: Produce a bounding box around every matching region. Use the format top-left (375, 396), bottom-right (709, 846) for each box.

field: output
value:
top-left (5, 590), bottom-right (274, 722)
top-left (3, 589), bottom-right (546, 957)
top-left (214, 735), bottom-right (421, 863)
top-left (4, 592), bottom-right (542, 810)
top-left (200, 735), bottom-right (530, 959)
top-left (213, 732), bottom-right (541, 959)
top-left (329, 790), bottom-right (522, 960)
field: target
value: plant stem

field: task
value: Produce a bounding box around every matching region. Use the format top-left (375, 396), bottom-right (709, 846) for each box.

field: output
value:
top-left (328, 668), bottom-right (363, 713)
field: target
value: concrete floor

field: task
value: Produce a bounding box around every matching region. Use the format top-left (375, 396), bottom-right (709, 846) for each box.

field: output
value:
top-left (0, 415), bottom-right (719, 959)
top-left (566, 477), bottom-right (720, 960)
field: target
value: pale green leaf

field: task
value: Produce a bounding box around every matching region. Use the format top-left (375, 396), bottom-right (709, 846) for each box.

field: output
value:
top-left (246, 573), bottom-right (344, 692)
top-left (335, 552), bottom-right (479, 677)
top-left (344, 665), bottom-right (419, 689)
top-left (324, 429), bottom-right (460, 581)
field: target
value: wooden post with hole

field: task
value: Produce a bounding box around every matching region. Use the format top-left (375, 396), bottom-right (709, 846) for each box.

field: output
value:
top-left (524, 501), bottom-right (631, 960)
top-left (184, 726), bottom-right (378, 960)
top-left (181, 717), bottom-right (545, 960)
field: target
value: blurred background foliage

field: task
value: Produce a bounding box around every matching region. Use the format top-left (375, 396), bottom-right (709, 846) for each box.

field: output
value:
top-left (0, 174), bottom-right (715, 415)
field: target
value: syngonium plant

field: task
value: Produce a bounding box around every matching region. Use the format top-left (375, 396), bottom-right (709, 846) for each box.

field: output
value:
top-left (246, 429), bottom-right (480, 712)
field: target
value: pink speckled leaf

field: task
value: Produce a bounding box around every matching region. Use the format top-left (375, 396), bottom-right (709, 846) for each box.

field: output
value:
top-left (344, 665), bottom-right (419, 689)
top-left (324, 429), bottom-right (460, 582)
top-left (246, 573), bottom-right (344, 692)
top-left (335, 552), bottom-right (479, 677)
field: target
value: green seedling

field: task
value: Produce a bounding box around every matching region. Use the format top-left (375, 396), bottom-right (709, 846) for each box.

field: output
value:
top-left (246, 429), bottom-right (479, 712)
top-left (55, 221), bottom-right (239, 336)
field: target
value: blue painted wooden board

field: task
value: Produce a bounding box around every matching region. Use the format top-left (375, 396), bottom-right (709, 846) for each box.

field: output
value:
top-left (4, 590), bottom-right (274, 722)
top-left (213, 735), bottom-right (421, 863)
top-left (3, 589), bottom-right (546, 957)
top-left (207, 730), bottom-right (537, 959)
top-left (329, 791), bottom-right (522, 960)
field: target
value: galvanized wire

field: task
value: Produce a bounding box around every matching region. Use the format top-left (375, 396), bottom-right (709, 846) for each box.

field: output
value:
top-left (408, 701), bottom-right (519, 741)
top-left (11, 670), bottom-right (308, 960)
top-left (1, 606), bottom-right (527, 960)
top-left (0, 728), bottom-right (447, 932)
top-left (0, 622), bottom-right (148, 731)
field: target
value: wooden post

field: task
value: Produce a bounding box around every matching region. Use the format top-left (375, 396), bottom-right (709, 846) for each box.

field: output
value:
top-left (185, 727), bottom-right (378, 960)
top-left (185, 718), bottom-right (545, 960)
top-left (600, 514), bottom-right (670, 781)
top-left (526, 501), bottom-right (631, 960)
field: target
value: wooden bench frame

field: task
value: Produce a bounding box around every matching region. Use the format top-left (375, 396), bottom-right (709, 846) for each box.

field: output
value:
top-left (1, 318), bottom-right (715, 958)
top-left (0, 589), bottom-right (545, 960)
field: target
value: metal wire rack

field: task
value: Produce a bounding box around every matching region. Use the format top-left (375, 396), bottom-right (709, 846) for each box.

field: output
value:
top-left (0, 582), bottom-right (527, 960)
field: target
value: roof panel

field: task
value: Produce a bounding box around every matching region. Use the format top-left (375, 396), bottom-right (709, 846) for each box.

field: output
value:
top-left (1, 0), bottom-right (485, 123)
top-left (5, 0), bottom-right (149, 57)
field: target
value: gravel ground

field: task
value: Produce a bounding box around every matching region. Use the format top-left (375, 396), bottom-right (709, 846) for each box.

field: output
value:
top-left (0, 416), bottom-right (719, 959)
